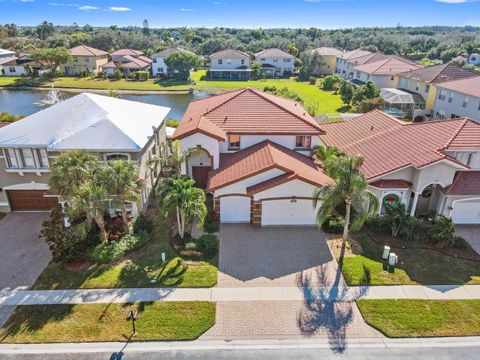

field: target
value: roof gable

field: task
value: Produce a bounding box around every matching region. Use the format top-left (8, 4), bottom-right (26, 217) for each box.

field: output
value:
top-left (354, 57), bottom-right (423, 75)
top-left (69, 45), bottom-right (108, 57)
top-left (255, 48), bottom-right (294, 58)
top-left (436, 76), bottom-right (480, 98)
top-left (210, 49), bottom-right (249, 59)
top-left (399, 63), bottom-right (480, 84)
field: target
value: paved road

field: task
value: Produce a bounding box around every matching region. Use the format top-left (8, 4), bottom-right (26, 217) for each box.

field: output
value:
top-left (2, 347), bottom-right (480, 360)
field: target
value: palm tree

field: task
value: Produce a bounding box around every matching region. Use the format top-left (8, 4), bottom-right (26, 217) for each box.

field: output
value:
top-left (157, 177), bottom-right (207, 239)
top-left (313, 155), bottom-right (378, 240)
top-left (68, 179), bottom-right (109, 243)
top-left (49, 150), bottom-right (100, 198)
top-left (149, 140), bottom-right (199, 176)
top-left (316, 146), bottom-right (343, 172)
top-left (103, 160), bottom-right (143, 229)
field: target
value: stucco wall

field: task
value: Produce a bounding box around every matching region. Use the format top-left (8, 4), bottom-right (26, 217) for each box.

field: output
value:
top-left (214, 169), bottom-right (285, 196)
top-left (210, 57), bottom-right (249, 70)
top-left (252, 179), bottom-right (317, 200)
top-left (433, 88), bottom-right (480, 121)
top-left (219, 135), bottom-right (319, 155)
top-left (179, 133), bottom-right (220, 173)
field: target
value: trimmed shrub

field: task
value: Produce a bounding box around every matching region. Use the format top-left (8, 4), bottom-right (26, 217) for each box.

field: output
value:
top-left (133, 213), bottom-right (153, 235)
top-left (322, 216), bottom-right (345, 235)
top-left (133, 71), bottom-right (149, 81)
top-left (185, 241), bottom-right (197, 250)
top-left (203, 218), bottom-right (220, 233)
top-left (197, 234), bottom-right (219, 255)
top-left (89, 230), bottom-right (149, 263)
top-left (321, 75), bottom-right (341, 91)
top-left (430, 216), bottom-right (456, 248)
top-left (398, 216), bottom-right (428, 243)
top-left (453, 235), bottom-right (470, 251)
top-left (113, 69), bottom-right (122, 80)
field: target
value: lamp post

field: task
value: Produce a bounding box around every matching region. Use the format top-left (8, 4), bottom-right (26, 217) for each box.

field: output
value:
top-left (126, 310), bottom-right (138, 335)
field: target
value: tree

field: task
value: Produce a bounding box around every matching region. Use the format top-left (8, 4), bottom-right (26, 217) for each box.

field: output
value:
top-left (164, 52), bottom-right (201, 80)
top-left (157, 177), bottom-right (207, 239)
top-left (32, 47), bottom-right (71, 72)
top-left (103, 160), bottom-right (143, 229)
top-left (339, 80), bottom-right (354, 104)
top-left (142, 19), bottom-right (150, 36)
top-left (352, 97), bottom-right (384, 113)
top-left (316, 146), bottom-right (343, 173)
top-left (362, 81), bottom-right (380, 99)
top-left (322, 75), bottom-right (341, 91)
top-left (49, 150), bottom-right (101, 198)
top-left (383, 202), bottom-right (409, 237)
top-left (251, 61), bottom-right (261, 79)
top-left (287, 42), bottom-right (299, 57)
top-left (149, 140), bottom-right (199, 176)
top-left (313, 155), bottom-right (379, 240)
top-left (36, 21), bottom-right (56, 40)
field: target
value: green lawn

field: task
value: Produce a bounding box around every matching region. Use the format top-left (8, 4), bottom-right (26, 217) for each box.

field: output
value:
top-left (32, 211), bottom-right (218, 290)
top-left (0, 71), bottom-right (346, 115)
top-left (357, 300), bottom-right (480, 337)
top-left (0, 302), bottom-right (215, 343)
top-left (339, 232), bottom-right (480, 286)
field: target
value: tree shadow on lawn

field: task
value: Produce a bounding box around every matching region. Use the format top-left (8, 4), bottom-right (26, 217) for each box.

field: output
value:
top-left (10, 77), bottom-right (51, 87)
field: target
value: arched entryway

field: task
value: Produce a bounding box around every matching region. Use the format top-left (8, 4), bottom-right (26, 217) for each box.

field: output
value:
top-left (410, 183), bottom-right (446, 218)
top-left (187, 147), bottom-right (213, 189)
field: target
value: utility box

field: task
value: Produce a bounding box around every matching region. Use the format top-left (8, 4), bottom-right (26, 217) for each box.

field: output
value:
top-left (382, 246), bottom-right (390, 260)
top-left (388, 253), bottom-right (398, 266)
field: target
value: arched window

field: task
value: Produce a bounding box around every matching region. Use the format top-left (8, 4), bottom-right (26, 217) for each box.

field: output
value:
top-left (105, 153), bottom-right (129, 161)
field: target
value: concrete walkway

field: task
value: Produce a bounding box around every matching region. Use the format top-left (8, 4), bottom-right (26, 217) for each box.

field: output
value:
top-left (1, 285), bottom-right (480, 306)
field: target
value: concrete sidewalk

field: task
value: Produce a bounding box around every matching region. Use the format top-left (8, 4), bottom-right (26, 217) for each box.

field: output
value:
top-left (1, 285), bottom-right (480, 306)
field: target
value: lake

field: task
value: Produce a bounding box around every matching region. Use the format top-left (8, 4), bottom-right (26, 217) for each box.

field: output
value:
top-left (0, 89), bottom-right (210, 121)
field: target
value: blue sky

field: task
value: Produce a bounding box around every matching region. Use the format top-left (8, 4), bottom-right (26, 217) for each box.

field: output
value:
top-left (1, 0), bottom-right (480, 28)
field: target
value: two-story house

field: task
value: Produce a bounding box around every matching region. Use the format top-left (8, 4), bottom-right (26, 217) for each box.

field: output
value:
top-left (63, 45), bottom-right (109, 76)
top-left (433, 77), bottom-right (480, 122)
top-left (335, 49), bottom-right (374, 80)
top-left (254, 48), bottom-right (294, 77)
top-left (102, 49), bottom-right (152, 77)
top-left (0, 93), bottom-right (170, 214)
top-left (151, 47), bottom-right (195, 77)
top-left (209, 49), bottom-right (251, 80)
top-left (309, 47), bottom-right (343, 75)
top-left (172, 88), bottom-right (333, 226)
top-left (319, 110), bottom-right (480, 224)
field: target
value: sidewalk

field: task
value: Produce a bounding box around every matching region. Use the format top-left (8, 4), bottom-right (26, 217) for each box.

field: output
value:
top-left (1, 284), bottom-right (480, 306)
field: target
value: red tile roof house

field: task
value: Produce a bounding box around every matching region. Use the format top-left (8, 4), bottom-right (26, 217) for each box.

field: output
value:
top-left (319, 110), bottom-right (480, 224)
top-left (102, 49), bottom-right (152, 77)
top-left (172, 88), bottom-right (333, 226)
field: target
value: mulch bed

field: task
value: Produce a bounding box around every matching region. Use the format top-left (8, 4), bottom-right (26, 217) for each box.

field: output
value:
top-left (365, 228), bottom-right (480, 262)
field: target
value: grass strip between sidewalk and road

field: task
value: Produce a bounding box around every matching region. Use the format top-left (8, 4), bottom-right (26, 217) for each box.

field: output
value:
top-left (357, 299), bottom-right (480, 337)
top-left (0, 301), bottom-right (215, 343)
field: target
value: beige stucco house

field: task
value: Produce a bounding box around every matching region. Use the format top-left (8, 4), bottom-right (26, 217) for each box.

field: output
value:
top-left (310, 47), bottom-right (343, 75)
top-left (63, 45), bottom-right (109, 76)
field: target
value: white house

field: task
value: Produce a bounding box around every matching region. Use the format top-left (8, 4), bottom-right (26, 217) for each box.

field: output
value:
top-left (1, 55), bottom-right (49, 77)
top-left (209, 49), bottom-right (251, 80)
top-left (151, 47), bottom-right (194, 77)
top-left (172, 88), bottom-right (333, 226)
top-left (433, 77), bottom-right (480, 122)
top-left (335, 49), bottom-right (374, 79)
top-left (468, 53), bottom-right (480, 66)
top-left (0, 48), bottom-right (15, 62)
top-left (319, 110), bottom-right (480, 224)
top-left (254, 48), bottom-right (294, 77)
top-left (0, 93), bottom-right (170, 213)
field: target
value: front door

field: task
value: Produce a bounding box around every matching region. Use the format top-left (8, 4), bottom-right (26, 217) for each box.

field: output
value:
top-left (192, 166), bottom-right (211, 189)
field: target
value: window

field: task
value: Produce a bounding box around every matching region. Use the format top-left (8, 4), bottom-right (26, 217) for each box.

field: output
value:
top-left (218, 59), bottom-right (222, 65)
top-left (19, 148), bottom-right (35, 168)
top-left (438, 90), bottom-right (446, 101)
top-left (462, 96), bottom-right (469, 108)
top-left (295, 136), bottom-right (312, 149)
top-left (36, 149), bottom-right (49, 168)
top-left (448, 94), bottom-right (453, 103)
top-left (356, 71), bottom-right (360, 79)
top-left (415, 82), bottom-right (419, 92)
top-left (84, 58), bottom-right (90, 63)
top-left (228, 134), bottom-right (240, 150)
top-left (8, 67), bottom-right (15, 73)
top-left (478, 102), bottom-right (480, 111)
top-left (273, 58), bottom-right (278, 62)
top-left (153, 58), bottom-right (157, 63)
top-left (425, 85), bottom-right (430, 93)
top-left (106, 153), bottom-right (129, 161)
top-left (227, 59), bottom-right (232, 64)
top-left (261, 58), bottom-right (266, 61)
top-left (4, 149), bottom-right (18, 168)
top-left (241, 59), bottom-right (245, 65)
top-left (283, 58), bottom-right (291, 63)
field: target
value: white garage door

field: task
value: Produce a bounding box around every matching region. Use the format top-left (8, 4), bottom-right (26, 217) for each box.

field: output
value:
top-left (451, 200), bottom-right (480, 224)
top-left (261, 199), bottom-right (319, 226)
top-left (220, 196), bottom-right (251, 223)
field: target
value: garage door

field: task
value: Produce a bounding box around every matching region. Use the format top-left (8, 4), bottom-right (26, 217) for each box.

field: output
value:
top-left (451, 200), bottom-right (480, 224)
top-left (220, 196), bottom-right (251, 223)
top-left (7, 190), bottom-right (59, 211)
top-left (261, 199), bottom-right (318, 226)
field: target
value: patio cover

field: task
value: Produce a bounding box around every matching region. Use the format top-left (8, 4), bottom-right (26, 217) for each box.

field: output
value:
top-left (380, 88), bottom-right (426, 105)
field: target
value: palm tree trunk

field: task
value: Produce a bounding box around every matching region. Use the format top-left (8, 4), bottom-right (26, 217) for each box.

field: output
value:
top-left (180, 211), bottom-right (186, 239)
top-left (176, 206), bottom-right (182, 238)
top-left (96, 216), bottom-right (108, 243)
top-left (119, 194), bottom-right (129, 230)
top-left (343, 201), bottom-right (351, 241)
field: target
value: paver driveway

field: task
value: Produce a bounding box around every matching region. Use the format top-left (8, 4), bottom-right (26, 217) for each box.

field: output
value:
top-left (217, 224), bottom-right (344, 287)
top-left (456, 225), bottom-right (480, 254)
top-left (0, 212), bottom-right (51, 326)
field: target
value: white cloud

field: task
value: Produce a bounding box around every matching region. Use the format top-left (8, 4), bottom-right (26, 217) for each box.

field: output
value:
top-left (48, 2), bottom-right (79, 6)
top-left (180, 8), bottom-right (195, 11)
top-left (20, 0), bottom-right (35, 2)
top-left (78, 5), bottom-right (98, 10)
top-left (213, 1), bottom-right (226, 4)
top-left (109, 6), bottom-right (131, 11)
top-left (435, 0), bottom-right (478, 3)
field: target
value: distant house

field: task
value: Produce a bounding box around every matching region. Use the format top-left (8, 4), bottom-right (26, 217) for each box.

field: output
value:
top-left (468, 53), bottom-right (480, 66)
top-left (433, 77), bottom-right (480, 122)
top-left (0, 48), bottom-right (15, 62)
top-left (102, 49), bottom-right (151, 77)
top-left (1, 55), bottom-right (49, 77)
top-left (335, 49), bottom-right (374, 79)
top-left (209, 49), bottom-right (251, 80)
top-left (63, 45), bottom-right (109, 76)
top-left (254, 48), bottom-right (294, 77)
top-left (310, 47), bottom-right (343, 75)
top-left (151, 47), bottom-right (195, 77)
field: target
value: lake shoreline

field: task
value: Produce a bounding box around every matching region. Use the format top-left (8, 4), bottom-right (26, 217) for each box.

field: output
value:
top-left (1, 86), bottom-right (194, 95)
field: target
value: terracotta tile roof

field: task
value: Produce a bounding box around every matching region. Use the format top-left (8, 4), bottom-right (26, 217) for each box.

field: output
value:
top-left (354, 57), bottom-right (423, 76)
top-left (173, 88), bottom-right (324, 140)
top-left (370, 179), bottom-right (412, 189)
top-left (152, 47), bottom-right (194, 58)
top-left (320, 110), bottom-right (479, 179)
top-left (436, 77), bottom-right (480, 98)
top-left (444, 171), bottom-right (480, 195)
top-left (210, 49), bottom-right (250, 59)
top-left (207, 140), bottom-right (333, 191)
top-left (339, 49), bottom-right (373, 60)
top-left (310, 47), bottom-right (343, 57)
top-left (350, 52), bottom-right (390, 66)
top-left (69, 45), bottom-right (108, 57)
top-left (399, 63), bottom-right (480, 84)
top-left (0, 122), bottom-right (10, 128)
top-left (255, 48), bottom-right (294, 58)
top-left (110, 49), bottom-right (144, 57)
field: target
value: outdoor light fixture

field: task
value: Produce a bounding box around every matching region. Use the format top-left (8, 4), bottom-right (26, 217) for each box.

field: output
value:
top-left (126, 310), bottom-right (139, 335)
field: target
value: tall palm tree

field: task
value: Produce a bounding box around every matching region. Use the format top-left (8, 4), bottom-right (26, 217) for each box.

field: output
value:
top-left (313, 155), bottom-right (378, 240)
top-left (68, 179), bottom-right (109, 243)
top-left (157, 177), bottom-right (207, 239)
top-left (103, 160), bottom-right (143, 229)
top-left (149, 140), bottom-right (199, 176)
top-left (316, 145), bottom-right (343, 173)
top-left (49, 150), bottom-right (100, 198)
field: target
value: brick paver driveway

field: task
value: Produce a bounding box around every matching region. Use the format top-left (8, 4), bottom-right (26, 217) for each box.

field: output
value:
top-left (0, 212), bottom-right (51, 326)
top-left (456, 225), bottom-right (480, 254)
top-left (217, 224), bottom-right (344, 287)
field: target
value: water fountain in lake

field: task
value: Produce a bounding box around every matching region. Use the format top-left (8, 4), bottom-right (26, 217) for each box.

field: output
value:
top-left (33, 85), bottom-right (64, 106)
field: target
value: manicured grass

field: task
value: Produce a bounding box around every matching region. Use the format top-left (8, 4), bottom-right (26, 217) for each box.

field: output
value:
top-left (0, 302), bottom-right (215, 343)
top-left (338, 232), bottom-right (480, 285)
top-left (32, 211), bottom-right (218, 290)
top-left (357, 299), bottom-right (480, 337)
top-left (1, 71), bottom-right (346, 115)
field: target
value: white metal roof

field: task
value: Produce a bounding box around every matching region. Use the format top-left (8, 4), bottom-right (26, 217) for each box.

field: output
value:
top-left (0, 93), bottom-right (170, 151)
top-left (380, 88), bottom-right (426, 105)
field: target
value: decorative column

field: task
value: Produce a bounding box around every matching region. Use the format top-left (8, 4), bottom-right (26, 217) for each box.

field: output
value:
top-left (410, 191), bottom-right (420, 217)
top-left (251, 199), bottom-right (262, 227)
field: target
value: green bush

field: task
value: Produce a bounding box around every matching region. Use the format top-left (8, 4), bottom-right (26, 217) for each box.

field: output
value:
top-left (398, 216), bottom-right (428, 243)
top-left (430, 216), bottom-right (456, 248)
top-left (453, 235), bottom-right (469, 251)
top-left (113, 69), bottom-right (122, 80)
top-left (133, 71), bottom-right (149, 81)
top-left (185, 241), bottom-right (197, 250)
top-left (366, 215), bottom-right (390, 234)
top-left (197, 234), bottom-right (219, 255)
top-left (133, 213), bottom-right (153, 235)
top-left (203, 218), bottom-right (220, 233)
top-left (89, 230), bottom-right (149, 263)
top-left (322, 75), bottom-right (341, 91)
top-left (321, 216), bottom-right (345, 234)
